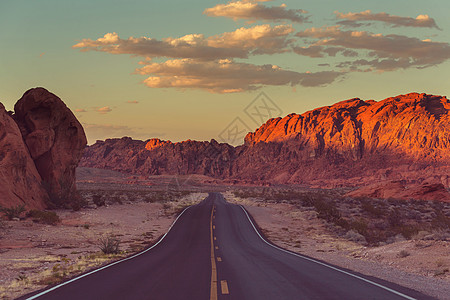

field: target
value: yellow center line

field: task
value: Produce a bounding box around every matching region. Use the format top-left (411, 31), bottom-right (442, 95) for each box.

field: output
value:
top-left (210, 205), bottom-right (218, 300)
top-left (221, 280), bottom-right (229, 295)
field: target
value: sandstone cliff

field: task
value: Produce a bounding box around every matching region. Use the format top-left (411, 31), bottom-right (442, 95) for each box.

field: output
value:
top-left (233, 93), bottom-right (450, 188)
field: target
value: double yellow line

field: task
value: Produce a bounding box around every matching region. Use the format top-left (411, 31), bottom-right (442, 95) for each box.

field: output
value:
top-left (210, 205), bottom-right (218, 300)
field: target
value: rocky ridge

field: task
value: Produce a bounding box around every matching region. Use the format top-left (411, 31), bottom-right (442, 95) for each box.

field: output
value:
top-left (80, 92), bottom-right (450, 201)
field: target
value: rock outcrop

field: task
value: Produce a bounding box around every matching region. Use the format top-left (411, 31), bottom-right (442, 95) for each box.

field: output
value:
top-left (13, 88), bottom-right (87, 204)
top-left (81, 137), bottom-right (236, 176)
top-left (0, 104), bottom-right (47, 209)
top-left (346, 181), bottom-right (450, 202)
top-left (80, 92), bottom-right (450, 200)
top-left (0, 88), bottom-right (86, 209)
top-left (232, 93), bottom-right (450, 188)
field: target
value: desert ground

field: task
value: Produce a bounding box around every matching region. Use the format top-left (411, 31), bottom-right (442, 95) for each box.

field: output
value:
top-left (0, 168), bottom-right (449, 299)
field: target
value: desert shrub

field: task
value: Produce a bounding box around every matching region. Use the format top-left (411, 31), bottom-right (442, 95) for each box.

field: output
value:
top-left (349, 219), bottom-right (369, 236)
top-left (143, 191), bottom-right (170, 203)
top-left (431, 211), bottom-right (450, 230)
top-left (92, 194), bottom-right (105, 207)
top-left (42, 178), bottom-right (87, 210)
top-left (313, 199), bottom-right (342, 223)
top-left (387, 208), bottom-right (402, 227)
top-left (391, 225), bottom-right (420, 240)
top-left (109, 195), bottom-right (123, 205)
top-left (397, 250), bottom-right (410, 258)
top-left (361, 200), bottom-right (386, 218)
top-left (1, 204), bottom-right (26, 220)
top-left (27, 210), bottom-right (61, 225)
top-left (98, 235), bottom-right (120, 254)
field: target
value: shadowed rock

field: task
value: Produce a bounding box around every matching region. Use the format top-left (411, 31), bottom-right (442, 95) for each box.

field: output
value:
top-left (14, 88), bottom-right (87, 206)
top-left (0, 103), bottom-right (47, 209)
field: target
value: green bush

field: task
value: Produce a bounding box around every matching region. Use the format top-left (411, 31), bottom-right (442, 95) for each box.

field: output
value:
top-left (1, 204), bottom-right (26, 220)
top-left (98, 235), bottom-right (120, 254)
top-left (27, 210), bottom-right (61, 225)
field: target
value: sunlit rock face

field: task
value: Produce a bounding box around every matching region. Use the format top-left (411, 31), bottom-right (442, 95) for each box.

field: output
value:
top-left (81, 93), bottom-right (450, 193)
top-left (0, 103), bottom-right (47, 209)
top-left (14, 88), bottom-right (87, 204)
top-left (233, 93), bottom-right (450, 187)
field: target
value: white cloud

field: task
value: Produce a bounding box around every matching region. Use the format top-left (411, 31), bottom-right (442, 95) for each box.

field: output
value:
top-left (204, 0), bottom-right (308, 23)
top-left (335, 10), bottom-right (440, 29)
top-left (136, 58), bottom-right (342, 93)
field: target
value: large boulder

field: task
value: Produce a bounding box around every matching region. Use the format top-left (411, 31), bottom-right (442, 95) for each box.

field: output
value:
top-left (14, 88), bottom-right (87, 207)
top-left (0, 103), bottom-right (47, 210)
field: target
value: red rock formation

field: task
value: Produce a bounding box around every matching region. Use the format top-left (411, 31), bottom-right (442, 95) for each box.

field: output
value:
top-left (233, 93), bottom-right (450, 188)
top-left (0, 104), bottom-right (47, 209)
top-left (14, 88), bottom-right (87, 204)
top-left (81, 137), bottom-right (236, 177)
top-left (80, 93), bottom-right (450, 200)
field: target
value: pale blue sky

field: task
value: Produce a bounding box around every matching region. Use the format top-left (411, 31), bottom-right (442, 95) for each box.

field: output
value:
top-left (1, 0), bottom-right (449, 144)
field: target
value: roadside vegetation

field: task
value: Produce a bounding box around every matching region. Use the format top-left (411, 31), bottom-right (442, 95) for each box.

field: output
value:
top-left (233, 188), bottom-right (450, 246)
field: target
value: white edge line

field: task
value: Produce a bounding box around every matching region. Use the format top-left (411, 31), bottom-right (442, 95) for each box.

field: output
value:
top-left (238, 205), bottom-right (417, 300)
top-left (25, 206), bottom-right (192, 300)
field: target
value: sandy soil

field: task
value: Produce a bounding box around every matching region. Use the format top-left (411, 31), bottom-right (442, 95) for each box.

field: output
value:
top-left (224, 191), bottom-right (450, 300)
top-left (0, 193), bottom-right (207, 299)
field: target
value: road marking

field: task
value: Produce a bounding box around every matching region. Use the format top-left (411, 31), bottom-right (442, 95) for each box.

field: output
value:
top-left (238, 205), bottom-right (417, 300)
top-left (215, 246), bottom-right (219, 250)
top-left (221, 280), bottom-right (229, 294)
top-left (217, 257), bottom-right (222, 262)
top-left (213, 225), bottom-right (215, 229)
top-left (214, 236), bottom-right (217, 240)
top-left (25, 205), bottom-right (193, 300)
top-left (210, 205), bottom-right (218, 300)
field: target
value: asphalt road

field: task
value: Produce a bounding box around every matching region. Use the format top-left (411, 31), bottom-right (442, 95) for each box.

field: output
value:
top-left (22, 193), bottom-right (432, 300)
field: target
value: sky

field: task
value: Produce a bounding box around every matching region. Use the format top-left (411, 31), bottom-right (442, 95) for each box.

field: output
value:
top-left (1, 0), bottom-right (450, 145)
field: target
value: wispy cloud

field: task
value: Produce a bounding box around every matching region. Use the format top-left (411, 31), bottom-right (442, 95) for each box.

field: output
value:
top-left (75, 108), bottom-right (87, 113)
top-left (296, 26), bottom-right (450, 71)
top-left (204, 0), bottom-right (308, 23)
top-left (335, 10), bottom-right (440, 29)
top-left (126, 100), bottom-right (139, 104)
top-left (136, 58), bottom-right (343, 93)
top-left (95, 106), bottom-right (112, 114)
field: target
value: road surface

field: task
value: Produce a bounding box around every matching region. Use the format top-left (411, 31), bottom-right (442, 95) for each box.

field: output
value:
top-left (22, 193), bottom-right (432, 300)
